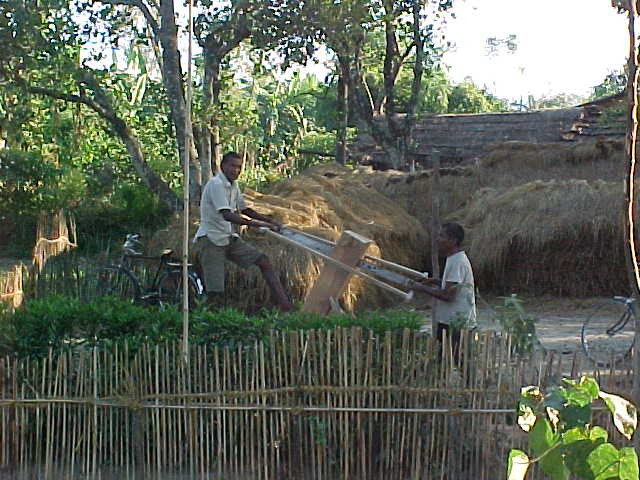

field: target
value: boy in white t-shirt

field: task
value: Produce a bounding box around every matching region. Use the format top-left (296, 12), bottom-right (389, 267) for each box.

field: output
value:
top-left (408, 222), bottom-right (476, 358)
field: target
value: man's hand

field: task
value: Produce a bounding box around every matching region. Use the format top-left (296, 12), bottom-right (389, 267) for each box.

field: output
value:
top-left (263, 215), bottom-right (283, 232)
top-left (266, 222), bottom-right (281, 232)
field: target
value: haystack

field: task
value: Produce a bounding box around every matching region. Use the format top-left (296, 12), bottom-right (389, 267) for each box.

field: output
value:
top-left (151, 163), bottom-right (428, 311)
top-left (350, 139), bottom-right (632, 297)
top-left (459, 179), bottom-right (631, 297)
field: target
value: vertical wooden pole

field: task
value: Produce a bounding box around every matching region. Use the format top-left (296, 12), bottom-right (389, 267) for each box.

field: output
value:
top-left (303, 231), bottom-right (372, 315)
top-left (624, 0), bottom-right (640, 454)
top-left (430, 151), bottom-right (441, 280)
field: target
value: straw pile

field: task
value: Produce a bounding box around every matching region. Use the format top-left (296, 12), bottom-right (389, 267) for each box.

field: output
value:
top-left (152, 139), bottom-right (631, 301)
top-left (352, 139), bottom-right (630, 297)
top-left (460, 179), bottom-right (631, 296)
top-left (151, 163), bottom-right (428, 311)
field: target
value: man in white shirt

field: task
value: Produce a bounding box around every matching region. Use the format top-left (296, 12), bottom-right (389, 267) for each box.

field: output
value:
top-left (193, 151), bottom-right (292, 311)
top-left (408, 222), bottom-right (476, 357)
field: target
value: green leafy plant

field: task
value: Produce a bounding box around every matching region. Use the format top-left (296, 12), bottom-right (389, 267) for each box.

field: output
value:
top-left (495, 294), bottom-right (539, 354)
top-left (507, 376), bottom-right (638, 480)
top-left (0, 295), bottom-right (423, 358)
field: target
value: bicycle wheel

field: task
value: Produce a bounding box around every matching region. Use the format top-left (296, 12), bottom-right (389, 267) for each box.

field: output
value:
top-left (581, 297), bottom-right (636, 367)
top-left (157, 271), bottom-right (204, 308)
top-left (96, 266), bottom-right (142, 303)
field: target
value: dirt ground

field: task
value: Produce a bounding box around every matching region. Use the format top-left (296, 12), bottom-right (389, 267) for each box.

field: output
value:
top-left (418, 295), bottom-right (619, 355)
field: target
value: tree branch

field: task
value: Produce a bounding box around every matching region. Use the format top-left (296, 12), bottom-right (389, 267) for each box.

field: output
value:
top-left (100, 0), bottom-right (159, 37)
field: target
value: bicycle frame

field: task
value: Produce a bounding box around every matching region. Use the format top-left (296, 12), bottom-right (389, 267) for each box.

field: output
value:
top-left (606, 296), bottom-right (636, 336)
top-left (113, 234), bottom-right (203, 303)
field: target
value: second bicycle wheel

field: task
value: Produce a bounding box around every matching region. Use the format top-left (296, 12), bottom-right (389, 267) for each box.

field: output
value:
top-left (581, 298), bottom-right (635, 367)
top-left (96, 266), bottom-right (142, 303)
top-left (158, 271), bottom-right (204, 309)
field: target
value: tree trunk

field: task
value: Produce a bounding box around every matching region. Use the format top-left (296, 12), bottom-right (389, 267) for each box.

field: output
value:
top-left (158, 0), bottom-right (201, 196)
top-left (194, 124), bottom-right (212, 183)
top-left (336, 57), bottom-right (350, 165)
top-left (404, 0), bottom-right (426, 172)
top-left (115, 118), bottom-right (183, 211)
top-left (202, 49), bottom-right (223, 174)
top-left (430, 152), bottom-right (441, 279)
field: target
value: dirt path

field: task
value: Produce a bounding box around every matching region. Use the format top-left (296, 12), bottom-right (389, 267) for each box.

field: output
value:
top-left (419, 296), bottom-right (624, 355)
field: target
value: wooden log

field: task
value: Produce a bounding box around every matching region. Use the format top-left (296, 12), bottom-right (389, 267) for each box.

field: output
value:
top-left (303, 231), bottom-right (372, 315)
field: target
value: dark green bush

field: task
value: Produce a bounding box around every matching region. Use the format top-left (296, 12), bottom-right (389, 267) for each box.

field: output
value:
top-left (0, 295), bottom-right (422, 358)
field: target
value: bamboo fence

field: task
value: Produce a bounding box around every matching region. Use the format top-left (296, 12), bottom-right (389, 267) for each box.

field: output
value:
top-left (0, 329), bottom-right (634, 479)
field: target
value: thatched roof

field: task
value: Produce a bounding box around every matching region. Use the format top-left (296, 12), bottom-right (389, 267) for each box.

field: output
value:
top-left (352, 106), bottom-right (624, 168)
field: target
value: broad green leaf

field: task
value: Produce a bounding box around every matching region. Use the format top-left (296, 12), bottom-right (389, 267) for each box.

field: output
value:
top-left (564, 385), bottom-right (595, 408)
top-left (587, 443), bottom-right (619, 480)
top-left (580, 377), bottom-right (601, 399)
top-left (564, 376), bottom-right (600, 400)
top-left (618, 447), bottom-right (639, 480)
top-left (507, 449), bottom-right (530, 480)
top-left (545, 390), bottom-right (567, 412)
top-left (562, 427), bottom-right (588, 444)
top-left (563, 404), bottom-right (591, 429)
top-left (565, 439), bottom-right (597, 478)
top-left (529, 418), bottom-right (569, 479)
top-left (530, 418), bottom-right (558, 457)
top-left (588, 426), bottom-right (609, 443)
top-left (540, 442), bottom-right (570, 480)
top-left (599, 391), bottom-right (638, 440)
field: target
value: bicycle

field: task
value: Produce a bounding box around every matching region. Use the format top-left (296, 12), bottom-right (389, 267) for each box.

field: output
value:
top-left (581, 296), bottom-right (636, 367)
top-left (97, 234), bottom-right (204, 307)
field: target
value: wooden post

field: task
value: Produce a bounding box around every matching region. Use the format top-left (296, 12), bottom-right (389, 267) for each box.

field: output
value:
top-left (430, 151), bottom-right (441, 280)
top-left (303, 231), bottom-right (372, 315)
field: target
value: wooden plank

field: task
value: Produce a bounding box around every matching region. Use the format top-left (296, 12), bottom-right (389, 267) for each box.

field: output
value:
top-left (303, 231), bottom-right (372, 315)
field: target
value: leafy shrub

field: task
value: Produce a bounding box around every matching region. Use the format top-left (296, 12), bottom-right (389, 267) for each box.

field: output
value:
top-left (0, 295), bottom-right (423, 358)
top-left (494, 294), bottom-right (539, 354)
top-left (508, 376), bottom-right (638, 480)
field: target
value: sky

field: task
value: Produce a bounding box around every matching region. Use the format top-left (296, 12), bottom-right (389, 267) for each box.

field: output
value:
top-left (442, 0), bottom-right (629, 101)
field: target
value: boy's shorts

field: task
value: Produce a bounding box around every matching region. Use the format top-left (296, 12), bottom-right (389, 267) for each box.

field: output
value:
top-left (193, 235), bottom-right (263, 293)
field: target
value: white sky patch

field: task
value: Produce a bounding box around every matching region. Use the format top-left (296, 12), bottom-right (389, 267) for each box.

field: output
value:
top-left (443, 0), bottom-right (628, 100)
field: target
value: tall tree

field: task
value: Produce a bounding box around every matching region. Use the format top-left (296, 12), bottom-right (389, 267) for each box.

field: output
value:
top-left (194, 1), bottom-right (252, 179)
top-left (0, 0), bottom-right (182, 209)
top-left (257, 0), bottom-right (370, 164)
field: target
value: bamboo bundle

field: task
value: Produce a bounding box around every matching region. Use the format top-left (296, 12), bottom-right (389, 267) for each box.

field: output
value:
top-left (32, 210), bottom-right (77, 273)
top-left (0, 329), bottom-right (634, 479)
top-left (0, 263), bottom-right (24, 310)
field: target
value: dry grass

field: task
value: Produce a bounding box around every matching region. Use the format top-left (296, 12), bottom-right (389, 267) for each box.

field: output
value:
top-left (151, 138), bottom-right (631, 303)
top-left (461, 179), bottom-right (630, 296)
top-left (354, 138), bottom-right (630, 296)
top-left (151, 163), bottom-right (428, 311)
